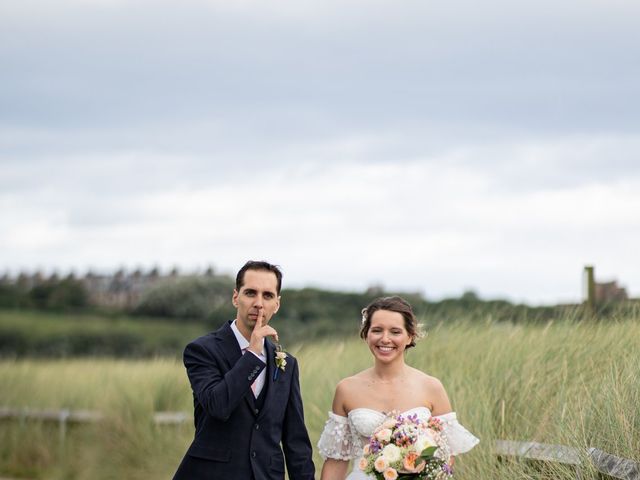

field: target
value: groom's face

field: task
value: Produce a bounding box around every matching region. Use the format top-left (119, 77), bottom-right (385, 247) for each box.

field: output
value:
top-left (232, 269), bottom-right (281, 338)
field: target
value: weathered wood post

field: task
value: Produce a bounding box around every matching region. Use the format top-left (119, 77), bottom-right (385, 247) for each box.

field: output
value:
top-left (583, 265), bottom-right (596, 314)
top-left (59, 409), bottom-right (69, 446)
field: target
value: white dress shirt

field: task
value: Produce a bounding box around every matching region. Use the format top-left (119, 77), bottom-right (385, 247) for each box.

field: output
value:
top-left (230, 319), bottom-right (266, 397)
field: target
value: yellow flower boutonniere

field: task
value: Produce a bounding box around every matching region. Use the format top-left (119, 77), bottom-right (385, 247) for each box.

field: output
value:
top-left (273, 344), bottom-right (287, 381)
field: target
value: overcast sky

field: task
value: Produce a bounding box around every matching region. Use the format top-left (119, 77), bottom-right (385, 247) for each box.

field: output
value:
top-left (1, 0), bottom-right (639, 304)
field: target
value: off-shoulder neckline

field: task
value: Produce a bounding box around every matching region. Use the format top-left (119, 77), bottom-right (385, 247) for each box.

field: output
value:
top-left (347, 406), bottom-right (431, 417)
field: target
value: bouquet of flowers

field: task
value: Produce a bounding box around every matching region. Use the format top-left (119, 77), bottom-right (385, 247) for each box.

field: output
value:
top-left (358, 411), bottom-right (453, 480)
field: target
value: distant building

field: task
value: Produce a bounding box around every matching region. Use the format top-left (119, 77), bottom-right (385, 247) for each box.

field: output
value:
top-left (83, 268), bottom-right (176, 308)
top-left (594, 280), bottom-right (628, 303)
top-left (583, 265), bottom-right (629, 305)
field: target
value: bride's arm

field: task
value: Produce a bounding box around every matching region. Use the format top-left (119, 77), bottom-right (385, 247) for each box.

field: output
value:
top-left (320, 458), bottom-right (349, 480)
top-left (319, 381), bottom-right (353, 480)
top-left (426, 377), bottom-right (454, 464)
top-left (427, 377), bottom-right (452, 416)
top-left (427, 377), bottom-right (480, 458)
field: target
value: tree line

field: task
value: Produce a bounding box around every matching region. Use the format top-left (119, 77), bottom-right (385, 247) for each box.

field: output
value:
top-left (1, 273), bottom-right (636, 358)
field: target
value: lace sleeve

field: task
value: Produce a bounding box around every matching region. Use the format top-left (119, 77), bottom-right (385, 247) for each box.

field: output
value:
top-left (434, 412), bottom-right (479, 456)
top-left (317, 412), bottom-right (362, 460)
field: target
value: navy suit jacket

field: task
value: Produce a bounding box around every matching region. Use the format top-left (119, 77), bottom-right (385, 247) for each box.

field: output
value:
top-left (173, 321), bottom-right (315, 480)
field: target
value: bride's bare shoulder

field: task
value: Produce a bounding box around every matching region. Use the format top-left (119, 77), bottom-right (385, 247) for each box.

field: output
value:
top-left (409, 367), bottom-right (446, 390)
top-left (336, 369), bottom-right (372, 391)
top-left (409, 367), bottom-right (452, 414)
top-left (332, 369), bottom-right (372, 413)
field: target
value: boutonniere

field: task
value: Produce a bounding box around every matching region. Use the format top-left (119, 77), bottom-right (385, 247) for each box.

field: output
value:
top-left (273, 344), bottom-right (287, 381)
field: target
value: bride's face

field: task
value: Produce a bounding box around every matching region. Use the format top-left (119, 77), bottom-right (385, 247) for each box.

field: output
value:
top-left (366, 309), bottom-right (412, 362)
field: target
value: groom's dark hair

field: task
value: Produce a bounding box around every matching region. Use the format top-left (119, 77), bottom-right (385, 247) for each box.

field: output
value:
top-left (236, 260), bottom-right (283, 294)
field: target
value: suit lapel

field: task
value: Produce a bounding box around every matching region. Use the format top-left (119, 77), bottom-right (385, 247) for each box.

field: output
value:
top-left (216, 321), bottom-right (242, 369)
top-left (215, 321), bottom-right (257, 412)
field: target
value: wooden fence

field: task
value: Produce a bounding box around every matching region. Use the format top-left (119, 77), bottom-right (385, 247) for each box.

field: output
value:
top-left (0, 407), bottom-right (190, 441)
top-left (1, 407), bottom-right (638, 479)
top-left (495, 440), bottom-right (639, 480)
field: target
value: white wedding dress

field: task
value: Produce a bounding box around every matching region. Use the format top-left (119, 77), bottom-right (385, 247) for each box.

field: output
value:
top-left (317, 407), bottom-right (479, 479)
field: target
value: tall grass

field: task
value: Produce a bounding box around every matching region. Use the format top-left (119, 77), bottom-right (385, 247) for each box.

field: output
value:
top-left (0, 317), bottom-right (638, 479)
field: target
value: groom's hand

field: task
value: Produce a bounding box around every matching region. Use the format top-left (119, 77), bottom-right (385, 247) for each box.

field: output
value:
top-left (248, 309), bottom-right (278, 355)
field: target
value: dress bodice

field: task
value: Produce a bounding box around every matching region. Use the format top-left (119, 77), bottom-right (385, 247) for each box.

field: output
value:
top-left (318, 406), bottom-right (478, 463)
top-left (347, 406), bottom-right (432, 439)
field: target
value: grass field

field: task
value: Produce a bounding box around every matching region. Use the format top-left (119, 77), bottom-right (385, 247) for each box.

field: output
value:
top-left (0, 317), bottom-right (638, 479)
top-left (0, 309), bottom-right (209, 357)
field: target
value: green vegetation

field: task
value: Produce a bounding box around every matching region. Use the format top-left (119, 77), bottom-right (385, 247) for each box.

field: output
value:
top-left (132, 276), bottom-right (236, 322)
top-left (3, 292), bottom-right (639, 358)
top-left (3, 271), bottom-right (640, 358)
top-left (1, 317), bottom-right (638, 479)
top-left (2, 278), bottom-right (638, 477)
top-left (0, 277), bottom-right (88, 310)
top-left (0, 310), bottom-right (209, 358)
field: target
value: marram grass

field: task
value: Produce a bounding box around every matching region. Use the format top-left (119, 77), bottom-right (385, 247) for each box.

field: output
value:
top-left (0, 318), bottom-right (638, 479)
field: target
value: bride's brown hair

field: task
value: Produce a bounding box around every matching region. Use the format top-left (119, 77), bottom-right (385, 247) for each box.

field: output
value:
top-left (359, 296), bottom-right (420, 349)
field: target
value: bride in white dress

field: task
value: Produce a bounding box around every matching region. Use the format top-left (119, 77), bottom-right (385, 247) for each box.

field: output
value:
top-left (318, 296), bottom-right (479, 479)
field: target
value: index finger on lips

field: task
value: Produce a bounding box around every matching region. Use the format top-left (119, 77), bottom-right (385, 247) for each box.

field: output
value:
top-left (251, 310), bottom-right (263, 333)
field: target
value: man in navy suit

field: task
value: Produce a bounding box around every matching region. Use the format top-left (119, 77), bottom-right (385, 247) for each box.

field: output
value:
top-left (173, 260), bottom-right (315, 480)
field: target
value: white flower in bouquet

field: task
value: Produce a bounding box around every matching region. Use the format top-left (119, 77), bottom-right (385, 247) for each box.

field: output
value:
top-left (415, 430), bottom-right (437, 453)
top-left (381, 444), bottom-right (401, 463)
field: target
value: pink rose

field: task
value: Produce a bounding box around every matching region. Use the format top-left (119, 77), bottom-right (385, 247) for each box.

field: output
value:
top-left (374, 456), bottom-right (388, 472)
top-left (375, 428), bottom-right (392, 443)
top-left (383, 467), bottom-right (398, 480)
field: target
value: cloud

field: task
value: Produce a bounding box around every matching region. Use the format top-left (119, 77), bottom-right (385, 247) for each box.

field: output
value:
top-left (2, 0), bottom-right (639, 134)
top-left (2, 0), bottom-right (640, 303)
top-left (2, 132), bottom-right (639, 303)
